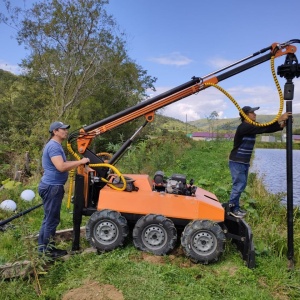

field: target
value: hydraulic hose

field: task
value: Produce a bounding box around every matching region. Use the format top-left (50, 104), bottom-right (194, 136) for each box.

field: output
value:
top-left (203, 56), bottom-right (284, 127)
top-left (66, 142), bottom-right (127, 209)
top-left (96, 152), bottom-right (113, 162)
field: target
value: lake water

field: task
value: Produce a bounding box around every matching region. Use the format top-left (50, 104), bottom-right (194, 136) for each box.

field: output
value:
top-left (250, 148), bottom-right (300, 206)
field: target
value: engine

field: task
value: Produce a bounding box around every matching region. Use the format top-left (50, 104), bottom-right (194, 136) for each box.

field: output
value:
top-left (153, 171), bottom-right (197, 196)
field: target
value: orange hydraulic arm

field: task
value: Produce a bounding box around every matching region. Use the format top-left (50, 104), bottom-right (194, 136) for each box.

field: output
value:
top-left (70, 40), bottom-right (298, 155)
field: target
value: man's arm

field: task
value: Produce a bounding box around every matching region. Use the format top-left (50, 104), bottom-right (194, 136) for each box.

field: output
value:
top-left (277, 112), bottom-right (292, 128)
top-left (240, 112), bottom-right (292, 135)
top-left (51, 156), bottom-right (90, 172)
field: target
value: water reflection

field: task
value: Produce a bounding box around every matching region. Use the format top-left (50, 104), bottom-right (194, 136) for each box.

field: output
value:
top-left (250, 148), bottom-right (300, 206)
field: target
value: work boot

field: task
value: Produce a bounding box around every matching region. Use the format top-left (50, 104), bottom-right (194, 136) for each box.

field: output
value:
top-left (39, 247), bottom-right (68, 259)
top-left (48, 248), bottom-right (68, 259)
top-left (230, 209), bottom-right (246, 219)
top-left (239, 208), bottom-right (247, 214)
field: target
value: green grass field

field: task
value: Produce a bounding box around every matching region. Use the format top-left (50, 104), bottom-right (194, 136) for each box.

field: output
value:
top-left (0, 138), bottom-right (299, 299)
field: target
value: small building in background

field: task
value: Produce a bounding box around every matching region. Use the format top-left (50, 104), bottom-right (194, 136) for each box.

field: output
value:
top-left (192, 132), bottom-right (215, 141)
top-left (293, 135), bottom-right (300, 143)
top-left (281, 134), bottom-right (300, 143)
top-left (261, 135), bottom-right (276, 142)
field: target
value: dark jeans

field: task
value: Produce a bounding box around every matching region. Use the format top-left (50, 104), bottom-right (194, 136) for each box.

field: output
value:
top-left (229, 161), bottom-right (249, 211)
top-left (38, 182), bottom-right (64, 252)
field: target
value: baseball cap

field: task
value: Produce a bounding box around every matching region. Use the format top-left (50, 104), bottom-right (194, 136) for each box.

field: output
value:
top-left (49, 121), bottom-right (70, 133)
top-left (242, 106), bottom-right (260, 114)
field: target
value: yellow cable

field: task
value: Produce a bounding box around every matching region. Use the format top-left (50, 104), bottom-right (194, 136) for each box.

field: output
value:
top-left (67, 142), bottom-right (81, 160)
top-left (67, 169), bottom-right (75, 209)
top-left (66, 142), bottom-right (80, 209)
top-left (203, 56), bottom-right (284, 127)
top-left (88, 162), bottom-right (127, 191)
top-left (66, 142), bottom-right (127, 209)
top-left (96, 152), bottom-right (113, 159)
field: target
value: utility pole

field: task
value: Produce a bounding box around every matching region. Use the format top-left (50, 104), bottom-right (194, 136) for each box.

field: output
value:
top-left (186, 114), bottom-right (187, 135)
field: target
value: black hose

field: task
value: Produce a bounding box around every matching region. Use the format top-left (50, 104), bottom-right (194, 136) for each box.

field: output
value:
top-left (0, 203), bottom-right (43, 227)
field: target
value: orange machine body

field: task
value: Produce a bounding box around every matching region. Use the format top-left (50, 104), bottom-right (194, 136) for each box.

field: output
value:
top-left (96, 174), bottom-right (225, 222)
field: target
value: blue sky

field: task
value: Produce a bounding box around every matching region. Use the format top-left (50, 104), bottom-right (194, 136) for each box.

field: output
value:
top-left (1, 0), bottom-right (300, 122)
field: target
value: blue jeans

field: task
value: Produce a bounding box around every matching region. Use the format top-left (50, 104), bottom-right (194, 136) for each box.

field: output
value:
top-left (38, 182), bottom-right (64, 252)
top-left (229, 161), bottom-right (249, 211)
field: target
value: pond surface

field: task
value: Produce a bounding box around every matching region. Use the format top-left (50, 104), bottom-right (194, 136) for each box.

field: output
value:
top-left (250, 148), bottom-right (300, 206)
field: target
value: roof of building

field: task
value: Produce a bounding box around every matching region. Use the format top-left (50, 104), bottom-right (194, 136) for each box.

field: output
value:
top-left (293, 135), bottom-right (300, 140)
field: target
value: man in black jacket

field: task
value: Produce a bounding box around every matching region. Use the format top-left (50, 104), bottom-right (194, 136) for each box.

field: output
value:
top-left (228, 106), bottom-right (291, 218)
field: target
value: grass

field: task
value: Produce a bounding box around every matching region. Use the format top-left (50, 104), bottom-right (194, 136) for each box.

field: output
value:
top-left (1, 245), bottom-right (299, 299)
top-left (0, 137), bottom-right (300, 299)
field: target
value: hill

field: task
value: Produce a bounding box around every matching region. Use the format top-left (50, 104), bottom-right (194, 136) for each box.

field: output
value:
top-left (153, 114), bottom-right (199, 134)
top-left (153, 113), bottom-right (300, 134)
top-left (189, 113), bottom-right (300, 133)
top-left (153, 113), bottom-right (300, 135)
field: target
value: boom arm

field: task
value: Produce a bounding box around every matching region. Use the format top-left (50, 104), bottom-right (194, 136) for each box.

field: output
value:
top-left (70, 40), bottom-right (298, 155)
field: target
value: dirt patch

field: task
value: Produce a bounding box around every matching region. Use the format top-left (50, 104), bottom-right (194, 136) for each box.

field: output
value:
top-left (130, 248), bottom-right (196, 268)
top-left (141, 252), bottom-right (165, 264)
top-left (62, 280), bottom-right (124, 300)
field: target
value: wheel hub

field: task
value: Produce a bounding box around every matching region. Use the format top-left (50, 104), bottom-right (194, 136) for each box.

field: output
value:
top-left (95, 220), bottom-right (118, 245)
top-left (192, 231), bottom-right (216, 255)
top-left (143, 225), bottom-right (166, 249)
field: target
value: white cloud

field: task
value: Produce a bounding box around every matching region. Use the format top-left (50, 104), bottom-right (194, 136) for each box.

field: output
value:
top-left (218, 111), bottom-right (224, 118)
top-left (148, 86), bottom-right (229, 122)
top-left (147, 78), bottom-right (300, 122)
top-left (226, 83), bottom-right (300, 115)
top-left (0, 60), bottom-right (23, 74)
top-left (149, 52), bottom-right (193, 66)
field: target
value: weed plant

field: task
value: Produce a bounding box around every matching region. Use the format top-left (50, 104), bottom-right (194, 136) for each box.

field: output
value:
top-left (0, 135), bottom-right (300, 299)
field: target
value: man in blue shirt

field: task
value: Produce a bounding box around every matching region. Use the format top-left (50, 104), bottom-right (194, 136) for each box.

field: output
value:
top-left (228, 106), bottom-right (291, 218)
top-left (38, 121), bottom-right (90, 258)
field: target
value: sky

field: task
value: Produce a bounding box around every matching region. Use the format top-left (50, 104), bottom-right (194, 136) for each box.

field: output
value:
top-left (1, 0), bottom-right (300, 122)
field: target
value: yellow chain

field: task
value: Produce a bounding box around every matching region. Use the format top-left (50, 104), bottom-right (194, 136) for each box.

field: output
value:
top-left (88, 163), bottom-right (127, 192)
top-left (203, 56), bottom-right (284, 127)
top-left (66, 142), bottom-right (127, 209)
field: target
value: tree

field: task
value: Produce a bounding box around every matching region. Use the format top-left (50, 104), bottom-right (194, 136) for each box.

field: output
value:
top-left (0, 0), bottom-right (157, 182)
top-left (1, 0), bottom-right (156, 119)
top-left (74, 58), bottom-right (157, 151)
top-left (219, 120), bottom-right (238, 134)
top-left (206, 110), bottom-right (219, 138)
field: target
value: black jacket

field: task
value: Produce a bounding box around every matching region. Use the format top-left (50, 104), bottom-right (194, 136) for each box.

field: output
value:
top-left (229, 121), bottom-right (282, 164)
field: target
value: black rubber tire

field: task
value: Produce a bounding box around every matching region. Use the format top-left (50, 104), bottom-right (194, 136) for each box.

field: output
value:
top-left (132, 214), bottom-right (177, 255)
top-left (181, 219), bottom-right (226, 264)
top-left (86, 209), bottom-right (129, 252)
